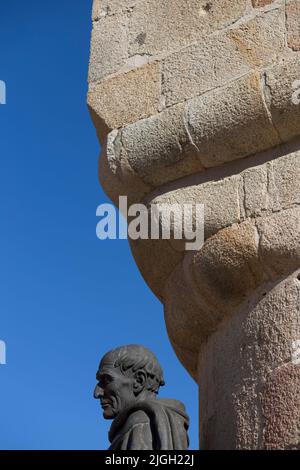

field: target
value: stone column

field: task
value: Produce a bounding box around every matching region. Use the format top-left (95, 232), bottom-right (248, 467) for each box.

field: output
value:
top-left (88, 0), bottom-right (300, 449)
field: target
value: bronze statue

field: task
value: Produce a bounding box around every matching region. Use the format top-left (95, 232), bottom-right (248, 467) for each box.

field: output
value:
top-left (94, 344), bottom-right (189, 450)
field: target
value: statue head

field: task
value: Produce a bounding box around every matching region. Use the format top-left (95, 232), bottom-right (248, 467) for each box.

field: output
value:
top-left (94, 344), bottom-right (165, 419)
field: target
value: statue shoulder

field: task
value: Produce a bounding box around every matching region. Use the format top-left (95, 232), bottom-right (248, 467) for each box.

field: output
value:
top-left (125, 409), bottom-right (150, 429)
top-left (112, 408), bottom-right (150, 438)
top-left (109, 409), bottom-right (152, 450)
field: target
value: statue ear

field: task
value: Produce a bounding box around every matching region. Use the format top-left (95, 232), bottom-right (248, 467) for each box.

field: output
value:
top-left (133, 370), bottom-right (147, 394)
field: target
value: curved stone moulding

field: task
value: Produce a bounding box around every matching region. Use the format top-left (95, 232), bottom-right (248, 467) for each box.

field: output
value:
top-left (163, 208), bottom-right (300, 379)
top-left (91, 54), bottom-right (300, 204)
top-left (129, 145), bottom-right (300, 290)
top-left (128, 146), bottom-right (300, 377)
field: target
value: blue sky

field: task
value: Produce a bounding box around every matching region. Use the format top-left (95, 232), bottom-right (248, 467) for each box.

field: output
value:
top-left (0, 0), bottom-right (197, 449)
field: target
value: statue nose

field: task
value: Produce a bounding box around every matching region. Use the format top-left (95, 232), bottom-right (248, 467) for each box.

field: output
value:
top-left (94, 384), bottom-right (103, 399)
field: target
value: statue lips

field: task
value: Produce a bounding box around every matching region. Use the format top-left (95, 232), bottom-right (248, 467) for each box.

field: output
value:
top-left (101, 400), bottom-right (112, 409)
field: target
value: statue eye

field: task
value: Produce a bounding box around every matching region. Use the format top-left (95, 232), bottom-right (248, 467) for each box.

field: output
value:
top-left (101, 374), bottom-right (113, 386)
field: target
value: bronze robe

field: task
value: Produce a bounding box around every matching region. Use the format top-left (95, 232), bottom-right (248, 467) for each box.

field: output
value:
top-left (108, 398), bottom-right (189, 450)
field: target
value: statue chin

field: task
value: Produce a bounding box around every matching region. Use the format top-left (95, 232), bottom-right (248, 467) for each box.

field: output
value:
top-left (103, 406), bottom-right (117, 420)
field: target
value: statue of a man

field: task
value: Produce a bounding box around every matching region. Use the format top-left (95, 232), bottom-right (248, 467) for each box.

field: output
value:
top-left (94, 344), bottom-right (189, 450)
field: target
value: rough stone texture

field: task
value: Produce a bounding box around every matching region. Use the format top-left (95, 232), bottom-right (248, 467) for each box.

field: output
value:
top-left (261, 363), bottom-right (300, 450)
top-left (264, 54), bottom-right (300, 143)
top-left (130, 236), bottom-right (183, 302)
top-left (271, 150), bottom-right (300, 209)
top-left (119, 103), bottom-right (202, 187)
top-left (128, 0), bottom-right (251, 57)
top-left (187, 73), bottom-right (281, 168)
top-left (98, 59), bottom-right (300, 194)
top-left (162, 5), bottom-right (285, 107)
top-left (89, 3), bottom-right (300, 194)
top-left (252, 0), bottom-right (276, 6)
top-left (197, 273), bottom-right (300, 449)
top-left (150, 176), bottom-right (241, 240)
top-left (88, 62), bottom-right (161, 131)
top-left (257, 207), bottom-right (300, 277)
top-left (242, 166), bottom-right (269, 217)
top-left (194, 221), bottom-right (263, 303)
top-left (228, 7), bottom-right (285, 68)
top-left (162, 206), bottom-right (300, 448)
top-left (89, 14), bottom-right (129, 82)
top-left (92, 0), bottom-right (140, 20)
top-left (286, 0), bottom-right (300, 51)
top-left (126, 149), bottom-right (300, 301)
top-left (98, 131), bottom-right (151, 207)
top-left (241, 149), bottom-right (300, 217)
top-left (89, 0), bottom-right (300, 450)
top-left (162, 34), bottom-right (251, 107)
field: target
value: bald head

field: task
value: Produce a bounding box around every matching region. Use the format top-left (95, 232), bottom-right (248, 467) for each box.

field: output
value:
top-left (94, 345), bottom-right (165, 419)
top-left (99, 344), bottom-right (165, 393)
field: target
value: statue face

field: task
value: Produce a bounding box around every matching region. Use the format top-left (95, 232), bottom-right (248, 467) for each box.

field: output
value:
top-left (94, 365), bottom-right (135, 419)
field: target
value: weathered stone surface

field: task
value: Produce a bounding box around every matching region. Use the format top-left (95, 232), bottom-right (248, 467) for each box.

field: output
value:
top-left (114, 148), bottom-right (300, 303)
top-left (88, 0), bottom-right (300, 451)
top-left (197, 273), bottom-right (300, 449)
top-left (130, 174), bottom-right (242, 299)
top-left (192, 221), bottom-right (263, 313)
top-left (228, 7), bottom-right (285, 68)
top-left (162, 34), bottom-right (250, 107)
top-left (105, 72), bottom-right (293, 191)
top-left (242, 166), bottom-right (269, 217)
top-left (130, 237), bottom-right (183, 301)
top-left (92, 0), bottom-right (139, 20)
top-left (270, 150), bottom-right (300, 210)
top-left (128, 0), bottom-right (251, 57)
top-left (98, 130), bottom-right (151, 207)
top-left (257, 207), bottom-right (300, 277)
top-left (91, 66), bottom-right (300, 195)
top-left (88, 62), bottom-right (161, 130)
top-left (148, 175), bottom-right (241, 239)
top-left (286, 0), bottom-right (300, 51)
top-left (163, 6), bottom-right (285, 107)
top-left (120, 103), bottom-right (202, 186)
top-left (131, 201), bottom-right (300, 382)
top-left (252, 0), bottom-right (276, 6)
top-left (261, 363), bottom-right (300, 450)
top-left (265, 54), bottom-right (300, 143)
top-left (89, 14), bottom-right (129, 82)
top-left (164, 230), bottom-right (300, 391)
top-left (188, 73), bottom-right (280, 168)
top-left (163, 253), bottom-right (217, 372)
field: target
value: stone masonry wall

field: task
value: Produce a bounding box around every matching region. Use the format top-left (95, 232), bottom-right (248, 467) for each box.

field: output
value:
top-left (89, 0), bottom-right (300, 449)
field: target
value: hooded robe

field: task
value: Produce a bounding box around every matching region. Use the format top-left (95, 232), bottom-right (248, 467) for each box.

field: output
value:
top-left (108, 398), bottom-right (189, 450)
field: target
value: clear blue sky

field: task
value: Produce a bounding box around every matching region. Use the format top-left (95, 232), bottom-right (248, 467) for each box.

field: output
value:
top-left (0, 0), bottom-right (197, 450)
